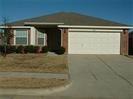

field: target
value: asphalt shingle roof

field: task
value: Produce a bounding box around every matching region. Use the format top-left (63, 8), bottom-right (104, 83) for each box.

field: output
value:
top-left (10, 12), bottom-right (126, 26)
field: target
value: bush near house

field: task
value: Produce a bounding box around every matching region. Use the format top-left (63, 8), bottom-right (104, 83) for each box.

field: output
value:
top-left (34, 46), bottom-right (41, 53)
top-left (0, 45), bottom-right (49, 54)
top-left (0, 45), bottom-right (65, 54)
top-left (7, 45), bottom-right (16, 54)
top-left (41, 46), bottom-right (48, 53)
top-left (24, 45), bottom-right (34, 53)
top-left (55, 47), bottom-right (65, 55)
top-left (0, 45), bottom-right (16, 54)
top-left (0, 45), bottom-right (4, 53)
top-left (16, 45), bottom-right (25, 54)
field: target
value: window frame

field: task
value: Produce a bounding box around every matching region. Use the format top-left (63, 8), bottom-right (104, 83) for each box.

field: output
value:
top-left (14, 29), bottom-right (28, 45)
top-left (37, 30), bottom-right (46, 46)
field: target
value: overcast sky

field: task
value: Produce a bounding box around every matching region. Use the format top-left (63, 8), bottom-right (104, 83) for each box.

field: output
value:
top-left (0, 0), bottom-right (133, 25)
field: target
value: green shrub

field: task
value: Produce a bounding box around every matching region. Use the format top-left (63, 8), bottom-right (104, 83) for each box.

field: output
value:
top-left (0, 45), bottom-right (16, 54)
top-left (0, 45), bottom-right (4, 53)
top-left (34, 46), bottom-right (41, 53)
top-left (16, 45), bottom-right (24, 53)
top-left (41, 46), bottom-right (48, 53)
top-left (24, 45), bottom-right (34, 53)
top-left (55, 47), bottom-right (65, 55)
top-left (7, 45), bottom-right (16, 54)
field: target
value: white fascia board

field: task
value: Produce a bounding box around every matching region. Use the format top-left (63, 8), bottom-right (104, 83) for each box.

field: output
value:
top-left (58, 25), bottom-right (133, 29)
top-left (69, 29), bottom-right (123, 32)
top-left (0, 26), bottom-right (31, 28)
top-left (24, 22), bottom-right (64, 25)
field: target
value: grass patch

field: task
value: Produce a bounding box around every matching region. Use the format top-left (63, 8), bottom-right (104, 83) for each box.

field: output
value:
top-left (0, 77), bottom-right (69, 89)
top-left (0, 54), bottom-right (68, 73)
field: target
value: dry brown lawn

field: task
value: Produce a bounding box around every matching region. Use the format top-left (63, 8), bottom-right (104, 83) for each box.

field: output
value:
top-left (0, 77), bottom-right (69, 88)
top-left (0, 54), bottom-right (68, 73)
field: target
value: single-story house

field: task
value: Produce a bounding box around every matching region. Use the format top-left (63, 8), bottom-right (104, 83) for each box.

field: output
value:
top-left (0, 12), bottom-right (133, 55)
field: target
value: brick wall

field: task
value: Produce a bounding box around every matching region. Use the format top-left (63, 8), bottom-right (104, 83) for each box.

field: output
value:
top-left (62, 28), bottom-right (68, 53)
top-left (120, 29), bottom-right (129, 55)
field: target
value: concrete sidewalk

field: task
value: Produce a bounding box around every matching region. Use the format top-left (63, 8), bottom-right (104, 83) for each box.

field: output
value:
top-left (0, 72), bottom-right (68, 79)
top-left (0, 55), bottom-right (133, 99)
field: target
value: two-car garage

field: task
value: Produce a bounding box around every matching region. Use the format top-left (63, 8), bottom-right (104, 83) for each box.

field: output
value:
top-left (68, 29), bottom-right (121, 54)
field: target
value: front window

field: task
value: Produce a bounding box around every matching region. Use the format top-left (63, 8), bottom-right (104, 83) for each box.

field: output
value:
top-left (37, 30), bottom-right (45, 45)
top-left (15, 29), bottom-right (28, 45)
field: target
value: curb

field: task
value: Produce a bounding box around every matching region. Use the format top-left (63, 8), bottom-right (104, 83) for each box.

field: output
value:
top-left (0, 81), bottom-right (72, 96)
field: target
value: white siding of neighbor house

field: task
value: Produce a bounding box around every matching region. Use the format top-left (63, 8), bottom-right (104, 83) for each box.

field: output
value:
top-left (68, 29), bottom-right (121, 54)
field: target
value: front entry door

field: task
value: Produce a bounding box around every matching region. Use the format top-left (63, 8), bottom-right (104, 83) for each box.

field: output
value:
top-left (47, 29), bottom-right (61, 52)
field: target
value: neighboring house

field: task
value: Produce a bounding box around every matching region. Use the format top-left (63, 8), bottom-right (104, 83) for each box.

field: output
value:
top-left (0, 12), bottom-right (133, 55)
top-left (129, 31), bottom-right (133, 55)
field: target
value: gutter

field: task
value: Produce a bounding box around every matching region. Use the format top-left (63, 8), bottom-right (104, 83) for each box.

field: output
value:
top-left (58, 25), bottom-right (133, 29)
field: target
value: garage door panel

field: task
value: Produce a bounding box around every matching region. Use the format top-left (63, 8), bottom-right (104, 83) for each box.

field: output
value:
top-left (68, 31), bottom-right (120, 54)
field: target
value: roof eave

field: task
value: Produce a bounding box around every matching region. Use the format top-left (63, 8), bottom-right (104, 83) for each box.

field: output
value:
top-left (58, 25), bottom-right (133, 29)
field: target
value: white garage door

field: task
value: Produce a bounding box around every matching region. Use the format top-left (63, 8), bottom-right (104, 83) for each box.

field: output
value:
top-left (68, 30), bottom-right (120, 54)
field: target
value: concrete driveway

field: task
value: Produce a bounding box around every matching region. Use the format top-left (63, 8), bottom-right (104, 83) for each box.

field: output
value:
top-left (0, 55), bottom-right (133, 99)
top-left (51, 55), bottom-right (133, 99)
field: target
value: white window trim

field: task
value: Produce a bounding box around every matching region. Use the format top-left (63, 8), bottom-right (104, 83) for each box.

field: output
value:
top-left (14, 29), bottom-right (28, 45)
top-left (37, 30), bottom-right (46, 46)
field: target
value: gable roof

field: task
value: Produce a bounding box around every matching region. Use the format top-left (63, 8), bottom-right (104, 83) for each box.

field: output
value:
top-left (10, 12), bottom-right (126, 26)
